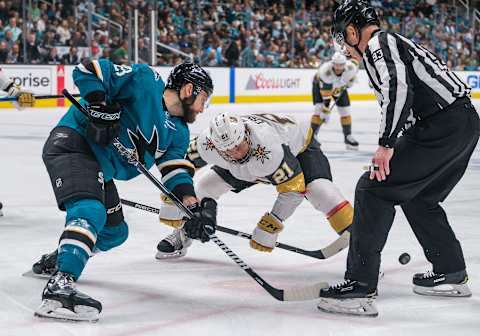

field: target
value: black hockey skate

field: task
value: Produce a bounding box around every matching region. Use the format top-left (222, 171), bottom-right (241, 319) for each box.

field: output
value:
top-left (344, 134), bottom-right (359, 150)
top-left (31, 250), bottom-right (58, 277)
top-left (317, 279), bottom-right (378, 317)
top-left (156, 228), bottom-right (192, 259)
top-left (35, 271), bottom-right (102, 322)
top-left (413, 269), bottom-right (471, 297)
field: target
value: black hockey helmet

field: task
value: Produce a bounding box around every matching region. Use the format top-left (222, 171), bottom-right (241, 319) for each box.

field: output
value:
top-left (331, 0), bottom-right (380, 47)
top-left (165, 61), bottom-right (214, 98)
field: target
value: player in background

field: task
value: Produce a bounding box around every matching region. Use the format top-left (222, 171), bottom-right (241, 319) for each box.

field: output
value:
top-left (311, 51), bottom-right (359, 149)
top-left (318, 0), bottom-right (478, 317)
top-left (156, 112), bottom-right (353, 259)
top-left (0, 69), bottom-right (35, 217)
top-left (32, 60), bottom-right (216, 322)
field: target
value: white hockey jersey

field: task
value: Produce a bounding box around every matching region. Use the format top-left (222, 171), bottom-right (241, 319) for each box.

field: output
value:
top-left (316, 59), bottom-right (359, 93)
top-left (195, 113), bottom-right (311, 184)
top-left (189, 114), bottom-right (313, 220)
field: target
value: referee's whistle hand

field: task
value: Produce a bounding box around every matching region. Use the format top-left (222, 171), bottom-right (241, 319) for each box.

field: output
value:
top-left (370, 146), bottom-right (394, 182)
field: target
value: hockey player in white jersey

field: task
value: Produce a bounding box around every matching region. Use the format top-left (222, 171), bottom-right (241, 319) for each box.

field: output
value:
top-left (311, 51), bottom-right (359, 149)
top-left (156, 112), bottom-right (353, 258)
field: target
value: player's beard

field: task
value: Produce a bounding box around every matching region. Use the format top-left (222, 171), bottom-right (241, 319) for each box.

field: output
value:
top-left (181, 96), bottom-right (197, 123)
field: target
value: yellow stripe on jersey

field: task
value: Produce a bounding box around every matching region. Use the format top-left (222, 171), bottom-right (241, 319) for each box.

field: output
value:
top-left (64, 226), bottom-right (97, 244)
top-left (299, 126), bottom-right (314, 153)
top-left (91, 60), bottom-right (103, 81)
top-left (276, 172), bottom-right (306, 193)
top-left (158, 159), bottom-right (196, 176)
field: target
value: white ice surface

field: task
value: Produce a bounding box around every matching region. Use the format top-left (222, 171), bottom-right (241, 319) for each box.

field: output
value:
top-left (1, 100), bottom-right (479, 336)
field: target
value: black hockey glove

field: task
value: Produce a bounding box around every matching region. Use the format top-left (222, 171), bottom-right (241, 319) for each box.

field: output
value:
top-left (183, 198), bottom-right (217, 243)
top-left (85, 101), bottom-right (121, 146)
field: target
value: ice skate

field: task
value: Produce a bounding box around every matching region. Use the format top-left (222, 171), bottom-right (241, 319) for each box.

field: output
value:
top-left (344, 134), bottom-right (359, 150)
top-left (29, 250), bottom-right (58, 278)
top-left (34, 271), bottom-right (102, 322)
top-left (317, 279), bottom-right (378, 317)
top-left (156, 228), bottom-right (192, 259)
top-left (413, 269), bottom-right (471, 297)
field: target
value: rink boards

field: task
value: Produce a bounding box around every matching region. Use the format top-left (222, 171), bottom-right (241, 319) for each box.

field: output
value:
top-left (0, 65), bottom-right (479, 108)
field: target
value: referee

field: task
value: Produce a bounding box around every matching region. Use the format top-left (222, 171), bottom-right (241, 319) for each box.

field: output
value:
top-left (318, 0), bottom-right (480, 317)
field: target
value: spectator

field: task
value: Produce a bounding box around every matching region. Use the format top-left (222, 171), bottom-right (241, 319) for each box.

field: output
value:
top-left (4, 30), bottom-right (15, 49)
top-left (240, 38), bottom-right (257, 67)
top-left (61, 46), bottom-right (79, 65)
top-left (25, 32), bottom-right (41, 63)
top-left (0, 41), bottom-right (8, 62)
top-left (138, 37), bottom-right (150, 64)
top-left (56, 20), bottom-right (71, 45)
top-left (4, 17), bottom-right (22, 42)
top-left (6, 43), bottom-right (21, 63)
top-left (0, 1), bottom-right (8, 24)
top-left (111, 39), bottom-right (129, 64)
top-left (224, 38), bottom-right (240, 66)
top-left (44, 47), bottom-right (61, 64)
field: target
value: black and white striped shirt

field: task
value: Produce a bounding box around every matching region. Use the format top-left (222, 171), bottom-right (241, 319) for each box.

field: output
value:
top-left (363, 30), bottom-right (471, 147)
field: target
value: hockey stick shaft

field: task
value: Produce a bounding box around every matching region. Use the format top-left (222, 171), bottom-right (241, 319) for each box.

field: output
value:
top-left (0, 93), bottom-right (81, 102)
top-left (62, 88), bottom-right (328, 301)
top-left (120, 198), bottom-right (349, 259)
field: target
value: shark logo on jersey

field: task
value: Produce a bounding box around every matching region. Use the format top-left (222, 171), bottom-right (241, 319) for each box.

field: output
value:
top-left (127, 126), bottom-right (165, 164)
top-left (372, 49), bottom-right (384, 63)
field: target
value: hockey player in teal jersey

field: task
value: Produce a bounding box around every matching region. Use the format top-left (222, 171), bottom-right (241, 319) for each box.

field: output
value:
top-left (33, 60), bottom-right (218, 322)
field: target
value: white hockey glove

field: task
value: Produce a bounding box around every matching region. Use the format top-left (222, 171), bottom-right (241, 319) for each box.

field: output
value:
top-left (6, 83), bottom-right (35, 109)
top-left (250, 213), bottom-right (284, 252)
top-left (314, 103), bottom-right (331, 124)
top-left (159, 194), bottom-right (184, 229)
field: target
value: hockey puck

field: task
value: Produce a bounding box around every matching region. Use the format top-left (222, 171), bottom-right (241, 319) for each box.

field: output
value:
top-left (398, 252), bottom-right (411, 265)
top-left (0, 202), bottom-right (2, 210)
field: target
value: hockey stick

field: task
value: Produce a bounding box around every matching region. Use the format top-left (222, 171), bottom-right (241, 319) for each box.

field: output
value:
top-left (62, 89), bottom-right (329, 301)
top-left (120, 198), bottom-right (350, 260)
top-left (0, 93), bottom-right (81, 102)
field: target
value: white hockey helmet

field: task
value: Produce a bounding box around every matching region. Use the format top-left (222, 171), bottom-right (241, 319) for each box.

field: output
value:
top-left (332, 51), bottom-right (347, 65)
top-left (209, 112), bottom-right (246, 151)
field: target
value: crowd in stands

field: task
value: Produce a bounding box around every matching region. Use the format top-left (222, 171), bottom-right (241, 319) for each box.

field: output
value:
top-left (0, 0), bottom-right (478, 70)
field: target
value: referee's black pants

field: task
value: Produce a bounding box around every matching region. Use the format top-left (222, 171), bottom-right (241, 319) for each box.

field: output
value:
top-left (345, 99), bottom-right (480, 289)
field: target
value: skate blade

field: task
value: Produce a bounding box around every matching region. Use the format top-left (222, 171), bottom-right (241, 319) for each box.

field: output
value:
top-left (317, 298), bottom-right (378, 317)
top-left (22, 270), bottom-right (52, 279)
top-left (413, 283), bottom-right (472, 297)
top-left (34, 299), bottom-right (99, 322)
top-left (155, 248), bottom-right (187, 260)
top-left (345, 144), bottom-right (359, 151)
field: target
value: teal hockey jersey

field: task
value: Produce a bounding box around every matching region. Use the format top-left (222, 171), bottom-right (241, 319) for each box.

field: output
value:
top-left (57, 59), bottom-right (194, 194)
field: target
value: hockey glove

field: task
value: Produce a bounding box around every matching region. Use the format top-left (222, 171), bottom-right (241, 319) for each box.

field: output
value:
top-left (250, 212), bottom-right (283, 252)
top-left (183, 198), bottom-right (217, 243)
top-left (5, 83), bottom-right (35, 109)
top-left (314, 103), bottom-right (331, 124)
top-left (159, 194), bottom-right (184, 229)
top-left (85, 101), bottom-right (121, 146)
